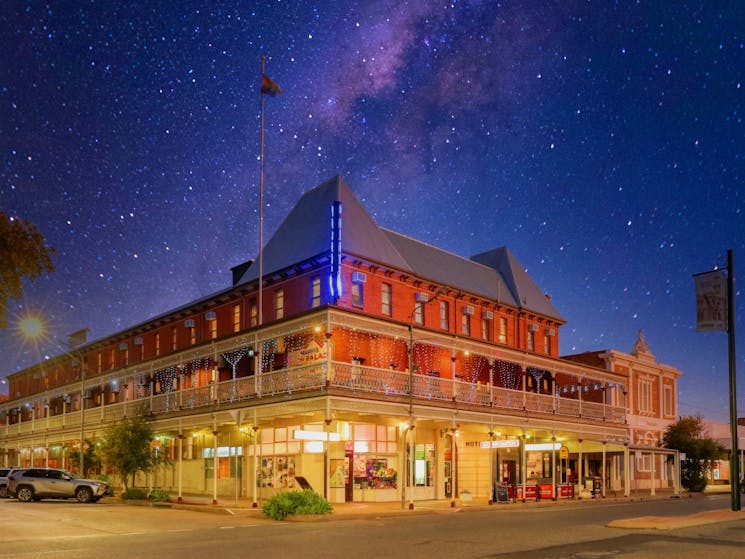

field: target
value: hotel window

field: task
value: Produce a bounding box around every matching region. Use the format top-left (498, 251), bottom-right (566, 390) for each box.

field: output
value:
top-left (275, 289), bottom-right (284, 320)
top-left (543, 334), bottom-right (550, 354)
top-left (414, 301), bottom-right (424, 325)
top-left (172, 327), bottom-right (178, 351)
top-left (310, 277), bottom-right (321, 308)
top-left (139, 343), bottom-right (144, 361)
top-left (97, 352), bottom-right (102, 373)
top-left (351, 282), bottom-right (363, 308)
top-left (381, 283), bottom-right (392, 316)
top-left (109, 348), bottom-right (115, 369)
top-left (209, 318), bottom-right (217, 340)
top-left (527, 331), bottom-right (535, 351)
top-left (189, 325), bottom-right (196, 345)
top-left (638, 378), bottom-right (653, 414)
top-left (663, 385), bottom-right (674, 417)
top-left (498, 317), bottom-right (507, 344)
top-left (155, 332), bottom-right (161, 356)
top-left (233, 304), bottom-right (241, 333)
top-left (123, 348), bottom-right (129, 366)
top-left (461, 313), bottom-right (470, 335)
top-left (439, 301), bottom-right (449, 330)
top-left (481, 316), bottom-right (491, 341)
top-left (250, 298), bottom-right (258, 327)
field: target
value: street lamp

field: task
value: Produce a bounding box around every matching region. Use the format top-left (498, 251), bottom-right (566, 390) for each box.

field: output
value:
top-left (19, 314), bottom-right (87, 476)
top-left (405, 287), bottom-right (445, 510)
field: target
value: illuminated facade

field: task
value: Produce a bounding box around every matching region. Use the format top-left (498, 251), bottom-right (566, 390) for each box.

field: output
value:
top-left (0, 177), bottom-right (678, 503)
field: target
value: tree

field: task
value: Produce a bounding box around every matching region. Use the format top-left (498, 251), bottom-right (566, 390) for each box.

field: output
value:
top-left (99, 412), bottom-right (155, 490)
top-left (0, 211), bottom-right (56, 328)
top-left (663, 416), bottom-right (727, 492)
top-left (68, 439), bottom-right (102, 478)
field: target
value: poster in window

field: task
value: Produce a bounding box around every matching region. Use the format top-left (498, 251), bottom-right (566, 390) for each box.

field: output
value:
top-left (330, 458), bottom-right (346, 488)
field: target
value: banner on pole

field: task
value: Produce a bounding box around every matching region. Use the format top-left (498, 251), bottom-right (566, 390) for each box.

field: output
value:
top-left (693, 270), bottom-right (727, 331)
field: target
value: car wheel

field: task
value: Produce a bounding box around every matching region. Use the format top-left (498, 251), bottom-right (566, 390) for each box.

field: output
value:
top-left (76, 487), bottom-right (94, 503)
top-left (16, 486), bottom-right (34, 503)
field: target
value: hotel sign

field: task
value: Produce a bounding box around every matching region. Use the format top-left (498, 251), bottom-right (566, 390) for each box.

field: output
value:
top-left (478, 439), bottom-right (521, 449)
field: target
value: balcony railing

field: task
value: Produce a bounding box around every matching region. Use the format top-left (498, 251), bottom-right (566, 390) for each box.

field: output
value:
top-left (2, 361), bottom-right (625, 438)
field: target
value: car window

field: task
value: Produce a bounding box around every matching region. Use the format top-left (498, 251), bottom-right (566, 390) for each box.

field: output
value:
top-left (45, 470), bottom-right (65, 480)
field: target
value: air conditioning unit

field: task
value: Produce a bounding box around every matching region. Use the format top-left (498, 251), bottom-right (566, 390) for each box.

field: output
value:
top-left (205, 311), bottom-right (217, 321)
top-left (351, 271), bottom-right (367, 284)
top-left (119, 342), bottom-right (128, 350)
top-left (184, 319), bottom-right (195, 328)
top-left (528, 324), bottom-right (539, 332)
top-left (134, 336), bottom-right (144, 346)
top-left (415, 292), bottom-right (430, 302)
top-left (483, 310), bottom-right (494, 319)
top-left (462, 305), bottom-right (475, 315)
top-left (546, 328), bottom-right (556, 337)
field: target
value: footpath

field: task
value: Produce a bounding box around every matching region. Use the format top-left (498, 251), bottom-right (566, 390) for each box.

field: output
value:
top-left (118, 485), bottom-right (745, 530)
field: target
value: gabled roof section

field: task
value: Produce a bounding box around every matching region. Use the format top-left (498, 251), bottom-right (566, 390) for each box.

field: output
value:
top-left (471, 247), bottom-right (564, 321)
top-left (237, 176), bottom-right (412, 284)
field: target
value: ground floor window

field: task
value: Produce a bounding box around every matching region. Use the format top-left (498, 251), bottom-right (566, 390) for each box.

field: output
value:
top-left (257, 456), bottom-right (297, 488)
top-left (204, 446), bottom-right (243, 479)
top-left (414, 443), bottom-right (436, 486)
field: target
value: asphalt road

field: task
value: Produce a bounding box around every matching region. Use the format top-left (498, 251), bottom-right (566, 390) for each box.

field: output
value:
top-left (2, 494), bottom-right (744, 559)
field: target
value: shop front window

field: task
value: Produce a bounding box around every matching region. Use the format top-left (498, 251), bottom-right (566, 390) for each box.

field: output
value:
top-left (414, 443), bottom-right (435, 487)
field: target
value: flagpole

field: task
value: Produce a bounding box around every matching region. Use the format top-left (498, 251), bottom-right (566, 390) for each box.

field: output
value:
top-left (726, 249), bottom-right (740, 511)
top-left (258, 55), bottom-right (266, 328)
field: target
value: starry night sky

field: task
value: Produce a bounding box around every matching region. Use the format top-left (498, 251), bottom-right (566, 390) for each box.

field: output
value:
top-left (1, 2), bottom-right (743, 422)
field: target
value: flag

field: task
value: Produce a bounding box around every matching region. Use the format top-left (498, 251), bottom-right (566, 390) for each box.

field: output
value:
top-left (261, 74), bottom-right (282, 96)
top-left (693, 270), bottom-right (727, 331)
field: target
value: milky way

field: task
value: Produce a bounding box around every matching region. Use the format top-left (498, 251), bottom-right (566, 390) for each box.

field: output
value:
top-left (1, 2), bottom-right (743, 421)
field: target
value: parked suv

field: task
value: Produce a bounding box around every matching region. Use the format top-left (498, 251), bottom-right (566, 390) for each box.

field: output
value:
top-left (7, 468), bottom-right (109, 503)
top-left (0, 468), bottom-right (11, 498)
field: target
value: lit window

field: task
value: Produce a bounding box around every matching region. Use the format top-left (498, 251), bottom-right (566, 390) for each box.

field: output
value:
top-left (351, 283), bottom-right (363, 308)
top-left (461, 313), bottom-right (470, 335)
top-left (499, 317), bottom-right (507, 344)
top-left (544, 334), bottom-right (550, 354)
top-left (311, 277), bottom-right (321, 308)
top-left (156, 333), bottom-right (161, 356)
top-left (109, 348), bottom-right (115, 369)
top-left (172, 327), bottom-right (178, 351)
top-left (233, 304), bottom-right (241, 333)
top-left (481, 316), bottom-right (491, 341)
top-left (97, 352), bottom-right (103, 373)
top-left (381, 283), bottom-right (392, 316)
top-left (209, 319), bottom-right (217, 340)
top-left (275, 289), bottom-right (284, 320)
top-left (139, 344), bottom-right (144, 361)
top-left (123, 348), bottom-right (129, 366)
top-left (440, 301), bottom-right (449, 330)
top-left (250, 299), bottom-right (258, 327)
top-left (189, 326), bottom-right (196, 345)
top-left (414, 301), bottom-right (424, 325)
top-left (527, 331), bottom-right (535, 351)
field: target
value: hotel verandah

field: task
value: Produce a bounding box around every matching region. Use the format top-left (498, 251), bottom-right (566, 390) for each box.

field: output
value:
top-left (0, 177), bottom-right (680, 504)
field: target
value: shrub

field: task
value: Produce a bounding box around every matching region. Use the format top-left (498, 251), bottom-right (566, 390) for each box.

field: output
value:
top-left (149, 489), bottom-right (172, 502)
top-left (262, 490), bottom-right (332, 520)
top-left (121, 488), bottom-right (149, 500)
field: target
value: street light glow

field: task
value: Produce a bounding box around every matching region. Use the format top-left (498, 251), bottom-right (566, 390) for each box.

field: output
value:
top-left (19, 314), bottom-right (45, 340)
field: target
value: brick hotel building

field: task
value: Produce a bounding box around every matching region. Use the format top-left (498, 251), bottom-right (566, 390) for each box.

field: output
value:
top-left (1, 177), bottom-right (681, 503)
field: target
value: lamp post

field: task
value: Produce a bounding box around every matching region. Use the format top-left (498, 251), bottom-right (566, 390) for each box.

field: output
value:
top-left (19, 315), bottom-right (87, 475)
top-left (405, 287), bottom-right (445, 510)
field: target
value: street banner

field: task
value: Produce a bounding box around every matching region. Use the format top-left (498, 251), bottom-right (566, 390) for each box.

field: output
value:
top-left (693, 270), bottom-right (727, 331)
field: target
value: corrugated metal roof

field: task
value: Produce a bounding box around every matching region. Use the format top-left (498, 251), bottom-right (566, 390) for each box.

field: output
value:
top-left (238, 176), bottom-right (564, 321)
